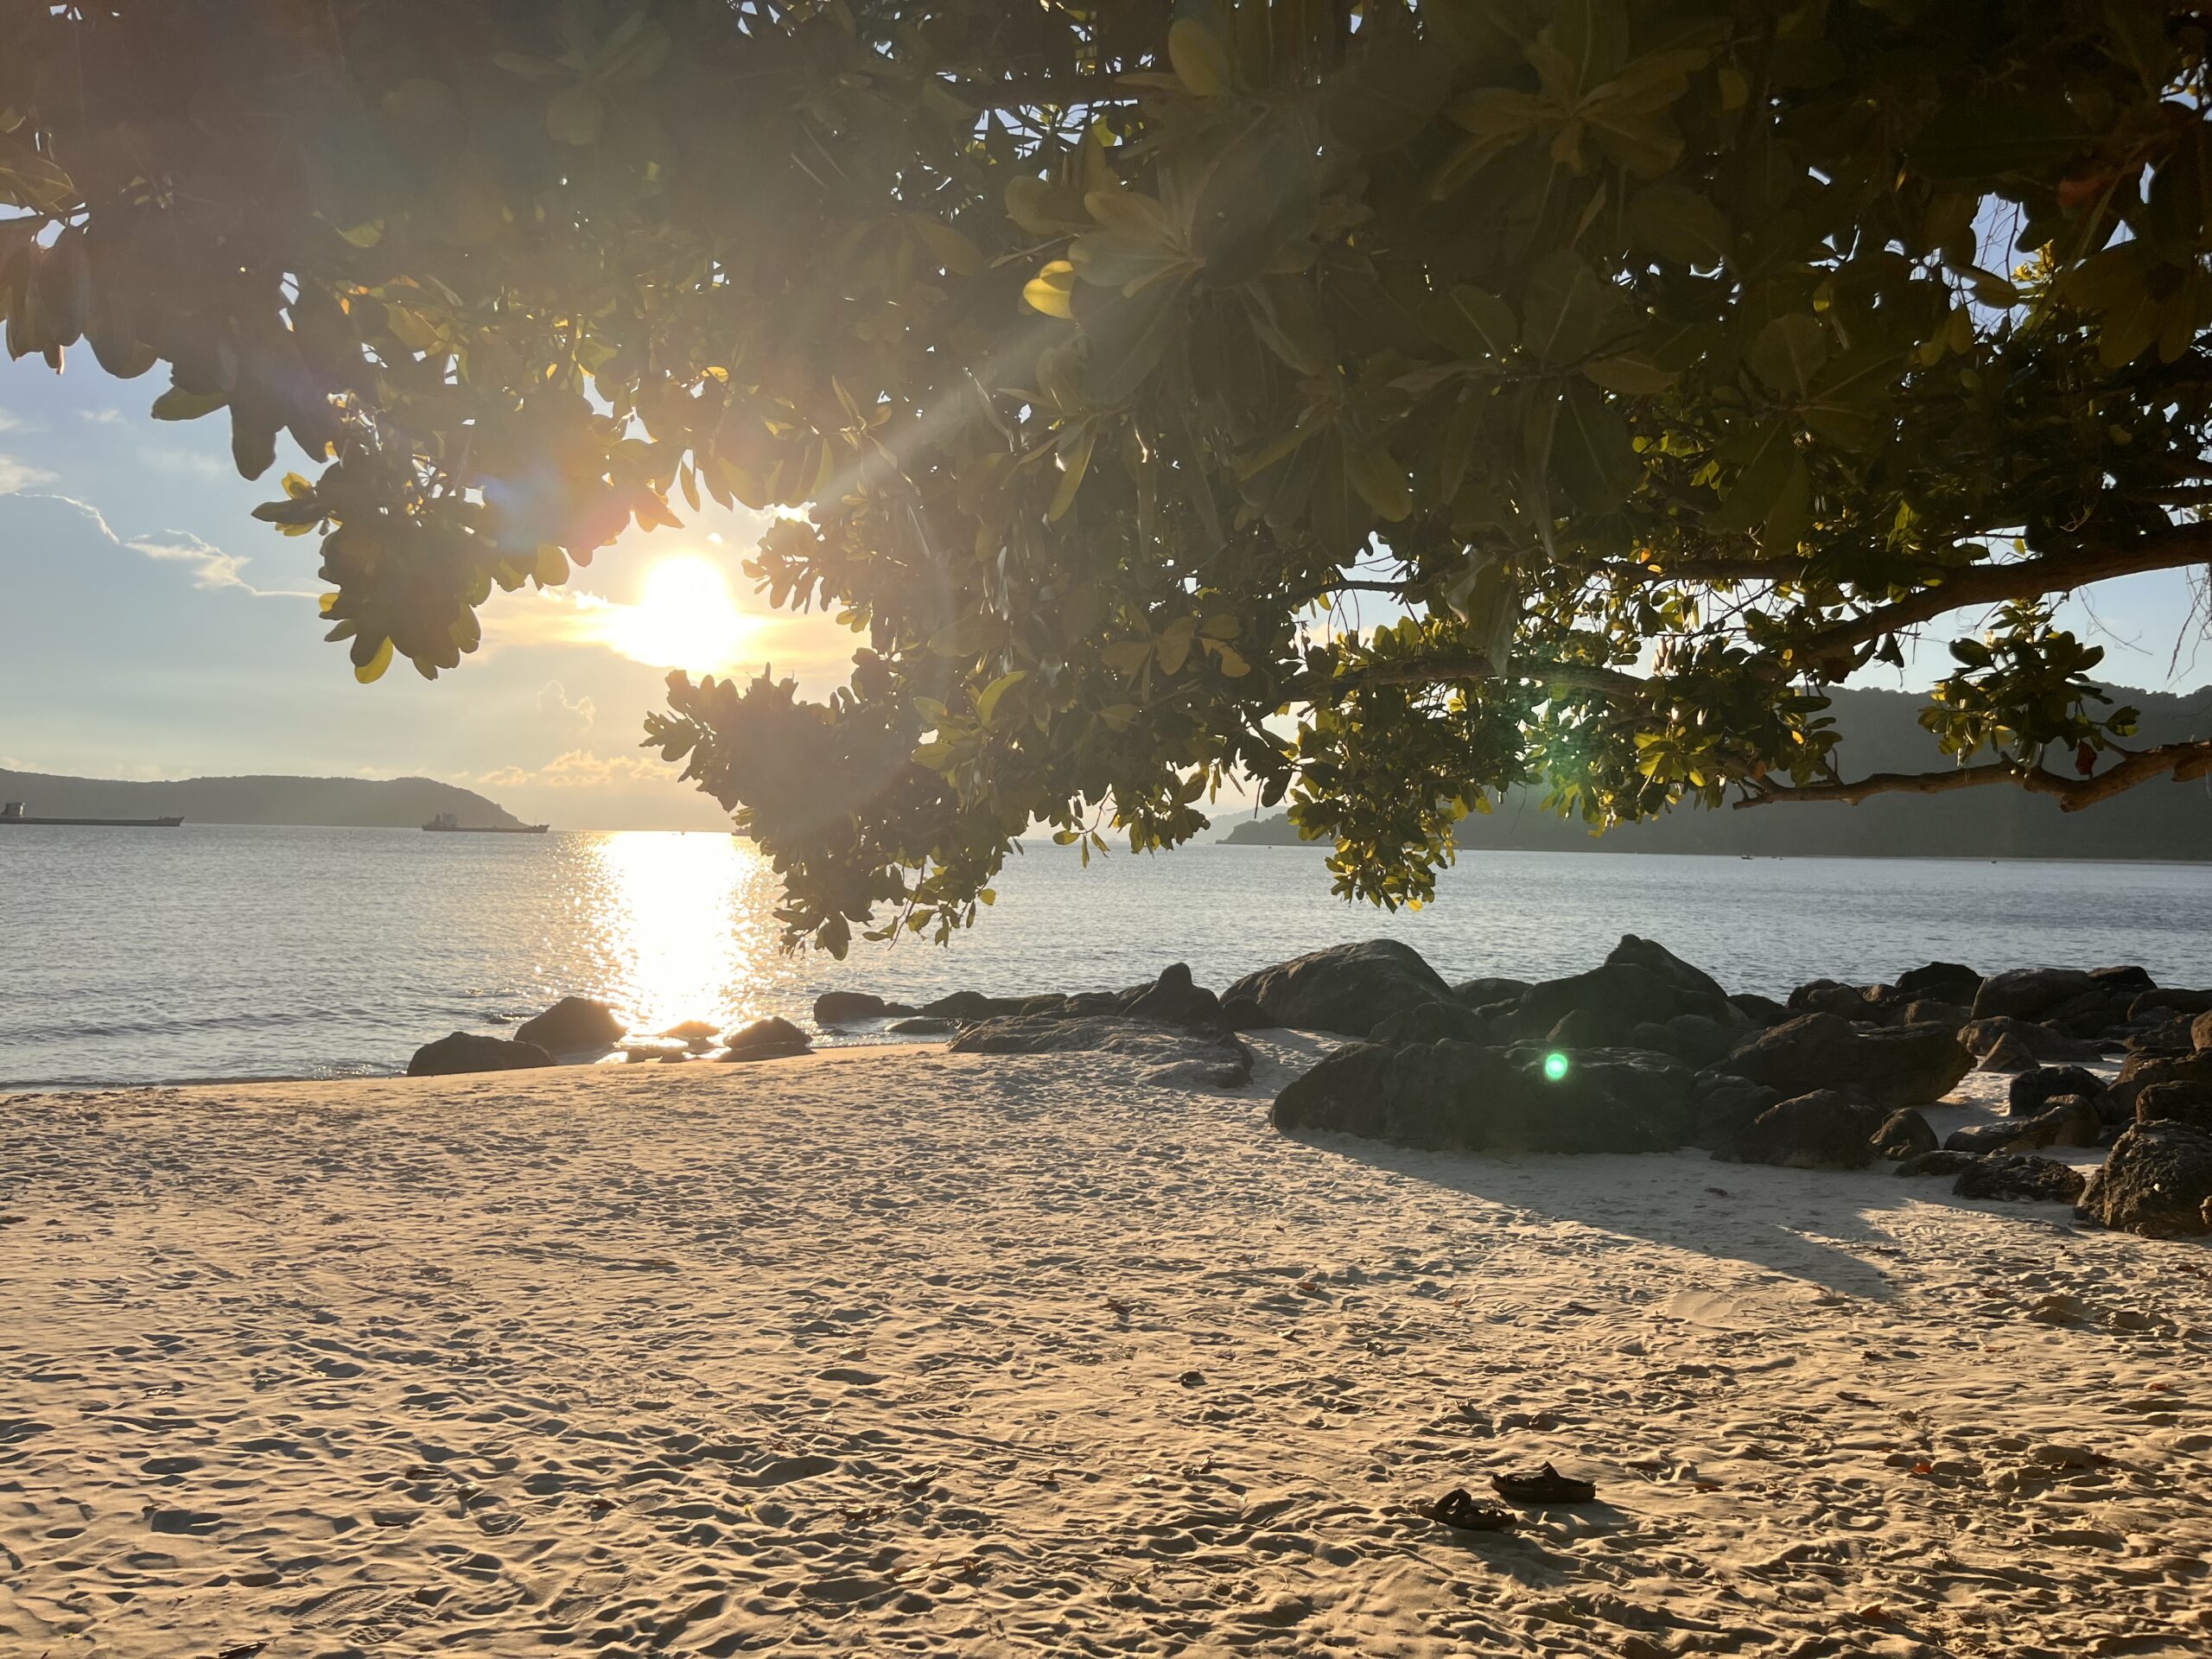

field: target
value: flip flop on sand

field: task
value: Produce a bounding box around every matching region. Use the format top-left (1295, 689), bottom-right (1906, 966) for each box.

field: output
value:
top-left (1491, 1462), bottom-right (1598, 1503)
top-left (1413, 1487), bottom-right (1517, 1531)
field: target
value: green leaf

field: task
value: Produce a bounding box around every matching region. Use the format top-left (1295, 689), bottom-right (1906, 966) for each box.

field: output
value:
top-left (1628, 183), bottom-right (1731, 269)
top-left (1344, 444), bottom-right (1414, 522)
top-left (1167, 19), bottom-right (1232, 97)
top-left (1748, 315), bottom-right (1831, 398)
top-left (546, 85), bottom-right (606, 145)
top-left (1910, 100), bottom-right (2088, 184)
top-left (975, 670), bottom-right (1027, 725)
top-left (151, 386), bottom-right (229, 422)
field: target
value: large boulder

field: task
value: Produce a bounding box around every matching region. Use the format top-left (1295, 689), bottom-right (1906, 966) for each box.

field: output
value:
top-left (1121, 963), bottom-right (1224, 1029)
top-left (2077, 1122), bottom-right (2212, 1237)
top-left (1714, 1013), bottom-right (1971, 1110)
top-left (921, 989), bottom-right (1031, 1022)
top-left (1515, 956), bottom-right (1726, 1047)
top-left (1959, 1015), bottom-right (2102, 1065)
top-left (814, 991), bottom-right (918, 1026)
top-left (1728, 992), bottom-right (1793, 1027)
top-left (1872, 1108), bottom-right (1939, 1160)
top-left (1955, 1155), bottom-right (2088, 1205)
top-left (1452, 976), bottom-right (1530, 1011)
top-left (1688, 1076), bottom-right (1783, 1151)
top-left (2130, 988), bottom-right (2212, 1021)
top-left (951, 1014), bottom-right (1252, 1085)
top-left (515, 995), bottom-right (624, 1054)
top-left (408, 1032), bottom-right (555, 1077)
top-left (1896, 961), bottom-right (1982, 1002)
top-left (2135, 1081), bottom-right (2212, 1133)
top-left (2196, 1010), bottom-right (2212, 1052)
top-left (2117, 1049), bottom-right (2212, 1097)
top-left (1371, 999), bottom-right (1494, 1047)
top-left (1271, 1039), bottom-right (1688, 1154)
top-left (1222, 939), bottom-right (1454, 1037)
top-left (2009, 1065), bottom-right (2110, 1116)
top-left (721, 1016), bottom-right (812, 1061)
top-left (1717, 1090), bottom-right (1885, 1170)
top-left (1970, 968), bottom-right (2096, 1023)
top-left (1945, 1096), bottom-right (2101, 1154)
top-left (1604, 934), bottom-right (1728, 1005)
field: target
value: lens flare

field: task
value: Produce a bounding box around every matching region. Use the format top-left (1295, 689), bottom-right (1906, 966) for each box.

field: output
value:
top-left (1543, 1051), bottom-right (1570, 1082)
top-left (603, 555), bottom-right (752, 672)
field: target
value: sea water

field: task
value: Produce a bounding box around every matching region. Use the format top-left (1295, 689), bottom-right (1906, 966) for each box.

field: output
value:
top-left (3, 823), bottom-right (2209, 1087)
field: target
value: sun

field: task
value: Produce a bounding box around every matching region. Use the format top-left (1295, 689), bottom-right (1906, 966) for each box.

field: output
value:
top-left (604, 555), bottom-right (753, 672)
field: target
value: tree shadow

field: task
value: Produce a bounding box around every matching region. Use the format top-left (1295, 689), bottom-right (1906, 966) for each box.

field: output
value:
top-left (1278, 1127), bottom-right (1916, 1304)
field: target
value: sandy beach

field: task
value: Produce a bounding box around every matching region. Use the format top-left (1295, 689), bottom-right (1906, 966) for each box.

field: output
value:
top-left (3, 1039), bottom-right (2209, 1657)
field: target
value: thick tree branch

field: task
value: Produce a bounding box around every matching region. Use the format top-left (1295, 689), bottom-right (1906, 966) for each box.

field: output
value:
top-left (1795, 524), bottom-right (2212, 663)
top-left (1734, 740), bottom-right (2212, 813)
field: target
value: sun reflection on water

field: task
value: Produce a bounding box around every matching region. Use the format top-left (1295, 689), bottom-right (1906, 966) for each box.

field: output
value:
top-left (578, 831), bottom-right (785, 1037)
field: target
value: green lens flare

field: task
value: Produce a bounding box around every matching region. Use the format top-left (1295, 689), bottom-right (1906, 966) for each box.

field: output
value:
top-left (1543, 1052), bottom-right (1570, 1082)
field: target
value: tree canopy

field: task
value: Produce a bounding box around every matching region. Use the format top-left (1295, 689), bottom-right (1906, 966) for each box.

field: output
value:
top-left (5, 0), bottom-right (2211, 950)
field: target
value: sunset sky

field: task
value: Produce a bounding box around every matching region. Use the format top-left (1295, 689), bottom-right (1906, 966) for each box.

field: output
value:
top-left (3, 353), bottom-right (2209, 831)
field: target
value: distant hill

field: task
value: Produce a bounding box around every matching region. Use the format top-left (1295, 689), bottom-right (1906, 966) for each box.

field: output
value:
top-left (0, 770), bottom-right (530, 830)
top-left (1220, 682), bottom-right (2212, 861)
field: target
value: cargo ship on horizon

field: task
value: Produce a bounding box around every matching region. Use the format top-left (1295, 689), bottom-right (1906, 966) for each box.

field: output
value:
top-left (2, 800), bottom-right (183, 828)
top-left (422, 811), bottom-right (550, 835)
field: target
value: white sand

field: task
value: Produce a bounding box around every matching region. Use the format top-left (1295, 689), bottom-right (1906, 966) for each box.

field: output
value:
top-left (3, 1040), bottom-right (2209, 1657)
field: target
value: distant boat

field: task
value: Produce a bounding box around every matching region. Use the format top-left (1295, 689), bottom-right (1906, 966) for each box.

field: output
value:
top-left (422, 811), bottom-right (550, 835)
top-left (2, 799), bottom-right (182, 828)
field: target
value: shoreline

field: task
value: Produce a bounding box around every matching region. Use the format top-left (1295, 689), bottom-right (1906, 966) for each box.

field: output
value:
top-left (4, 1042), bottom-right (2208, 1656)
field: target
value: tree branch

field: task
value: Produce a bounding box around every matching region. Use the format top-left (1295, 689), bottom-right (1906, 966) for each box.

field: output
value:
top-left (1795, 524), bottom-right (2212, 663)
top-left (1734, 740), bottom-right (2212, 813)
top-left (1336, 654), bottom-right (1650, 698)
top-left (1599, 554), bottom-right (1814, 584)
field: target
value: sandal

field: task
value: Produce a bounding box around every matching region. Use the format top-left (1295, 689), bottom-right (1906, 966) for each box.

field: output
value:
top-left (1491, 1462), bottom-right (1597, 1503)
top-left (1413, 1487), bottom-right (1517, 1531)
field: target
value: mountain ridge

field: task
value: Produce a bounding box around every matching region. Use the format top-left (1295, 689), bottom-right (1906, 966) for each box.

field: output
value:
top-left (1221, 682), bottom-right (2212, 861)
top-left (0, 770), bottom-right (530, 830)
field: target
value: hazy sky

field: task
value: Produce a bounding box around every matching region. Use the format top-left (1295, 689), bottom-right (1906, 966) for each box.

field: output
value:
top-left (2, 353), bottom-right (2207, 830)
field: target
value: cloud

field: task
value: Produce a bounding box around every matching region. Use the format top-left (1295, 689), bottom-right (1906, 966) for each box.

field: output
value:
top-left (479, 748), bottom-right (670, 790)
top-left (125, 531), bottom-right (316, 600)
top-left (0, 454), bottom-right (59, 495)
top-left (0, 409), bottom-right (40, 434)
top-left (536, 679), bottom-right (596, 740)
top-left (142, 445), bottom-right (231, 480)
top-left (79, 408), bottom-right (127, 426)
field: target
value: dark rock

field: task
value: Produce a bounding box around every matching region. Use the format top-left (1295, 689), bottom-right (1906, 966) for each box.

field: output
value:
top-left (921, 989), bottom-right (1029, 1022)
top-left (1219, 992), bottom-right (1267, 1028)
top-left (813, 992), bottom-right (917, 1026)
top-left (2090, 965), bottom-right (2158, 995)
top-left (1872, 1109), bottom-right (1939, 1160)
top-left (2127, 1014), bottom-right (2201, 1054)
top-left (1222, 939), bottom-right (1454, 1038)
top-left (1971, 968), bottom-right (2096, 1023)
top-left (1788, 979), bottom-right (1875, 1020)
top-left (1020, 993), bottom-right (1072, 1017)
top-left (1955, 1155), bottom-right (2088, 1205)
top-left (2135, 1081), bottom-right (2212, 1133)
top-left (2196, 1010), bottom-right (2212, 1052)
top-left (2077, 1122), bottom-right (2212, 1237)
top-left (407, 1032), bottom-right (555, 1077)
top-left (1372, 999), bottom-right (1494, 1047)
top-left (1658, 1014), bottom-right (1730, 1067)
top-left (1604, 934), bottom-right (1728, 1005)
top-left (659, 1019), bottom-right (722, 1047)
top-left (1728, 992), bottom-right (1792, 1027)
top-left (1122, 962), bottom-right (1223, 1029)
top-left (1453, 976), bottom-right (1530, 1010)
top-left (2010, 1065), bottom-right (2111, 1116)
top-left (1896, 961), bottom-right (1982, 1001)
top-left (515, 995), bottom-right (624, 1054)
top-left (1546, 1006), bottom-right (1621, 1049)
top-left (2041, 989), bottom-right (2125, 1038)
top-left (952, 1014), bottom-right (1252, 1084)
top-left (1959, 1015), bottom-right (2101, 1065)
top-left (1945, 1096), bottom-right (2101, 1154)
top-left (1901, 999), bottom-right (1971, 1032)
top-left (2118, 1049), bottom-right (2212, 1092)
top-left (1688, 1077), bottom-right (1783, 1150)
top-left (1975, 1033), bottom-right (2043, 1074)
top-left (1716, 1013), bottom-right (1971, 1110)
top-left (1896, 1149), bottom-right (1980, 1179)
top-left (1271, 1039), bottom-right (1688, 1155)
top-left (2129, 988), bottom-right (2212, 1021)
top-left (1519, 958), bottom-right (1725, 1048)
top-left (889, 1015), bottom-right (957, 1036)
top-left (721, 1016), bottom-right (812, 1061)
top-left (1719, 1090), bottom-right (1885, 1171)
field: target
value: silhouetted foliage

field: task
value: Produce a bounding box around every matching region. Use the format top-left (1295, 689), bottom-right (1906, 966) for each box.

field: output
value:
top-left (4, 1), bottom-right (2210, 950)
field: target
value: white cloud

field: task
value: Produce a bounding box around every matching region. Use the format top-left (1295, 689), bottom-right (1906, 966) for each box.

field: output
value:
top-left (480, 748), bottom-right (671, 791)
top-left (79, 408), bottom-right (127, 426)
top-left (0, 409), bottom-right (40, 434)
top-left (536, 679), bottom-right (597, 739)
top-left (0, 454), bottom-right (58, 495)
top-left (125, 531), bottom-right (317, 601)
top-left (142, 445), bottom-right (230, 480)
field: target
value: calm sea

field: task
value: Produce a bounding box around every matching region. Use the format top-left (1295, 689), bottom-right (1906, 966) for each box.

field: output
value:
top-left (3, 824), bottom-right (2209, 1089)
